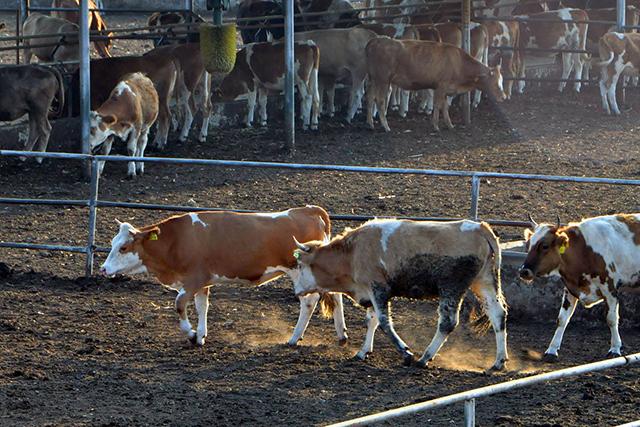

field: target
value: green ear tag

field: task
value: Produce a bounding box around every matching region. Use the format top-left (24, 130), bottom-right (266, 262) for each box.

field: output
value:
top-left (293, 251), bottom-right (300, 259)
top-left (149, 232), bottom-right (158, 241)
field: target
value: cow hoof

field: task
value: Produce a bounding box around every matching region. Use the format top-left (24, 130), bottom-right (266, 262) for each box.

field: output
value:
top-left (188, 334), bottom-right (198, 346)
top-left (355, 351), bottom-right (370, 361)
top-left (402, 351), bottom-right (415, 366)
top-left (606, 351), bottom-right (622, 358)
top-left (415, 359), bottom-right (429, 369)
top-left (485, 361), bottom-right (506, 374)
top-left (311, 125), bottom-right (318, 131)
top-left (337, 337), bottom-right (348, 347)
top-left (542, 352), bottom-right (559, 363)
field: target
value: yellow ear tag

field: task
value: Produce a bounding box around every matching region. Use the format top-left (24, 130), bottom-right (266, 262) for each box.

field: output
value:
top-left (149, 232), bottom-right (158, 241)
top-left (559, 244), bottom-right (567, 255)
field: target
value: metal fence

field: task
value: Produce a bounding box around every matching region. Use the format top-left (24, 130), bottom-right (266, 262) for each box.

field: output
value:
top-left (327, 352), bottom-right (640, 426)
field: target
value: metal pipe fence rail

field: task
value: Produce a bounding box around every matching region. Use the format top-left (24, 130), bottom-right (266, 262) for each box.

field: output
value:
top-left (4, 150), bottom-right (640, 275)
top-left (328, 353), bottom-right (640, 427)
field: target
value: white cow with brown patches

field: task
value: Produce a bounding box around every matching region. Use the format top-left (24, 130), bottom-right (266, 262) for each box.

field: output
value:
top-left (520, 214), bottom-right (640, 361)
top-left (598, 32), bottom-right (640, 115)
top-left (89, 73), bottom-right (159, 177)
top-left (291, 219), bottom-right (509, 371)
top-left (100, 206), bottom-right (348, 348)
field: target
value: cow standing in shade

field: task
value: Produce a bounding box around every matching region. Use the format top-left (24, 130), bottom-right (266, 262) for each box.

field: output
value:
top-left (291, 219), bottom-right (508, 371)
top-left (519, 214), bottom-right (640, 361)
top-left (100, 206), bottom-right (348, 348)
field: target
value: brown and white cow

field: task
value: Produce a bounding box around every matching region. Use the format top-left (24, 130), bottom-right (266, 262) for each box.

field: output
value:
top-left (147, 10), bottom-right (204, 47)
top-left (519, 214), bottom-right (640, 361)
top-left (295, 27), bottom-right (377, 121)
top-left (212, 41), bottom-right (320, 130)
top-left (23, 13), bottom-right (79, 71)
top-left (365, 37), bottom-right (505, 132)
top-left (144, 43), bottom-right (212, 142)
top-left (598, 32), bottom-right (640, 115)
top-left (89, 72), bottom-right (159, 177)
top-left (51, 0), bottom-right (112, 57)
top-left (100, 206), bottom-right (348, 347)
top-left (291, 219), bottom-right (508, 371)
top-left (485, 20), bottom-right (521, 98)
top-left (516, 8), bottom-right (590, 93)
top-left (0, 65), bottom-right (65, 161)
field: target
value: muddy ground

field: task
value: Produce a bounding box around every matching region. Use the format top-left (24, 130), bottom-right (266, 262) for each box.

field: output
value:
top-left (2, 12), bottom-right (640, 427)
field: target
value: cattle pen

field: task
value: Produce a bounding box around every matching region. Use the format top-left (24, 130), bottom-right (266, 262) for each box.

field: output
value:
top-left (2, 0), bottom-right (640, 426)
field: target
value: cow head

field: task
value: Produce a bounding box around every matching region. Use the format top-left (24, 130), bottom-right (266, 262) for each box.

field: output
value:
top-left (289, 238), bottom-right (325, 296)
top-left (519, 217), bottom-right (569, 282)
top-left (480, 64), bottom-right (506, 102)
top-left (89, 110), bottom-right (132, 153)
top-left (100, 221), bottom-right (160, 276)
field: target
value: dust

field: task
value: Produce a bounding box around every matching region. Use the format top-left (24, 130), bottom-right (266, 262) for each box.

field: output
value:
top-left (433, 340), bottom-right (543, 374)
top-left (219, 309), bottom-right (293, 347)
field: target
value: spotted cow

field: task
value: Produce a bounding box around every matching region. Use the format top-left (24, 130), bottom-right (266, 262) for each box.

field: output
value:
top-left (519, 214), bottom-right (640, 361)
top-left (100, 206), bottom-right (348, 347)
top-left (598, 32), bottom-right (640, 115)
top-left (485, 21), bottom-right (521, 98)
top-left (290, 219), bottom-right (508, 371)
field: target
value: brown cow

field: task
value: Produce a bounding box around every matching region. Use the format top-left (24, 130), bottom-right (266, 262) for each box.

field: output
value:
top-left (23, 13), bottom-right (79, 71)
top-left (89, 73), bottom-right (159, 177)
top-left (291, 219), bottom-right (508, 371)
top-left (366, 37), bottom-right (505, 132)
top-left (100, 206), bottom-right (348, 347)
top-left (520, 214), bottom-right (640, 361)
top-left (144, 43), bottom-right (212, 142)
top-left (0, 65), bottom-right (64, 161)
top-left (598, 31), bottom-right (640, 115)
top-left (212, 41), bottom-right (320, 130)
top-left (146, 10), bottom-right (204, 47)
top-left (485, 21), bottom-right (520, 98)
top-left (51, 0), bottom-right (112, 58)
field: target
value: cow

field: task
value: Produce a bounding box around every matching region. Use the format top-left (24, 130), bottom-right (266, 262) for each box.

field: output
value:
top-left (88, 73), bottom-right (159, 177)
top-left (290, 219), bottom-right (508, 371)
top-left (295, 27), bottom-right (377, 121)
top-left (146, 10), bottom-right (205, 46)
top-left (511, 0), bottom-right (553, 15)
top-left (70, 55), bottom-right (177, 149)
top-left (237, 0), bottom-right (305, 43)
top-left (0, 65), bottom-right (64, 161)
top-left (598, 32), bottom-right (640, 115)
top-left (99, 206), bottom-right (349, 348)
top-left (519, 214), bottom-right (640, 361)
top-left (516, 8), bottom-right (590, 93)
top-left (22, 13), bottom-right (79, 71)
top-left (365, 37), bottom-right (505, 132)
top-left (51, 0), bottom-right (112, 57)
top-left (485, 21), bottom-right (521, 98)
top-left (212, 41), bottom-right (320, 130)
top-left (144, 43), bottom-right (212, 142)
top-left (302, 0), bottom-right (362, 29)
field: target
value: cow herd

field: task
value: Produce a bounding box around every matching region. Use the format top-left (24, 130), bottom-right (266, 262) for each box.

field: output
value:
top-left (3, 0), bottom-right (640, 177)
top-left (99, 205), bottom-right (640, 371)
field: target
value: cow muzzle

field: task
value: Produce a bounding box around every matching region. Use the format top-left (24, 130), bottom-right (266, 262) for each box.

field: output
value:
top-left (519, 266), bottom-right (535, 282)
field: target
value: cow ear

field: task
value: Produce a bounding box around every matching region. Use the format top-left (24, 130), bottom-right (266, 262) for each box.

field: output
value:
top-left (524, 228), bottom-right (533, 241)
top-left (555, 231), bottom-right (569, 248)
top-left (136, 226), bottom-right (161, 242)
top-left (102, 114), bottom-right (116, 125)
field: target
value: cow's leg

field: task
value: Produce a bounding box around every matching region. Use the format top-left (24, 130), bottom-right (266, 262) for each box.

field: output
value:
top-left (607, 71), bottom-right (622, 115)
top-left (573, 53), bottom-right (585, 93)
top-left (199, 72), bottom-right (212, 142)
top-left (21, 113), bottom-right (40, 162)
top-left (154, 99), bottom-right (171, 150)
top-left (135, 128), bottom-right (150, 176)
top-left (473, 89), bottom-right (482, 109)
top-left (543, 289), bottom-right (578, 362)
top-left (98, 136), bottom-right (114, 176)
top-left (604, 291), bottom-right (623, 357)
top-left (258, 88), bottom-right (269, 127)
top-left (331, 294), bottom-right (348, 345)
top-left (179, 93), bottom-right (195, 142)
top-left (399, 90), bottom-right (410, 118)
top-left (599, 70), bottom-right (612, 115)
top-left (516, 54), bottom-right (526, 94)
top-left (126, 130), bottom-right (140, 178)
top-left (432, 89), bottom-right (447, 131)
top-left (443, 95), bottom-right (455, 130)
top-left (309, 67), bottom-right (320, 130)
top-left (370, 283), bottom-right (414, 365)
top-left (347, 76), bottom-right (366, 123)
top-left (475, 282), bottom-right (509, 371)
top-left (34, 115), bottom-right (52, 163)
top-left (356, 307), bottom-right (379, 360)
top-left (194, 288), bottom-right (210, 346)
top-left (288, 293), bottom-right (320, 345)
top-left (366, 84), bottom-right (376, 129)
top-left (175, 288), bottom-right (196, 342)
top-left (296, 77), bottom-right (312, 130)
top-left (417, 293), bottom-right (464, 368)
top-left (558, 52), bottom-right (574, 92)
top-left (246, 90), bottom-right (257, 127)
top-left (325, 82), bottom-right (336, 118)
top-left (378, 86), bottom-right (392, 132)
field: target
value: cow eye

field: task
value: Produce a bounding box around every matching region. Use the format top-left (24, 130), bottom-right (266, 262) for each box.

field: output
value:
top-left (541, 243), bottom-right (550, 250)
top-left (119, 246), bottom-right (127, 253)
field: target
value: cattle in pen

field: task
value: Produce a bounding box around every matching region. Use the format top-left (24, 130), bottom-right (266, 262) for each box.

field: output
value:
top-left (100, 206), bottom-right (348, 348)
top-left (598, 32), bottom-right (640, 115)
top-left (51, 0), bottom-right (112, 57)
top-left (22, 13), bottom-right (80, 71)
top-left (290, 219), bottom-right (508, 371)
top-left (520, 214), bottom-right (640, 361)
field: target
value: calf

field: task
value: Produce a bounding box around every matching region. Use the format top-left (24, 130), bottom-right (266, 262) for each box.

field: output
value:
top-left (212, 41), bottom-right (320, 130)
top-left (291, 219), bottom-right (508, 371)
top-left (100, 206), bottom-right (348, 348)
top-left (519, 214), bottom-right (640, 361)
top-left (365, 37), bottom-right (505, 132)
top-left (23, 13), bottom-right (79, 71)
top-left (51, 0), bottom-right (112, 57)
top-left (485, 21), bottom-right (520, 98)
top-left (0, 65), bottom-right (64, 160)
top-left (89, 73), bottom-right (158, 177)
top-left (516, 8), bottom-right (590, 93)
top-left (598, 32), bottom-right (640, 115)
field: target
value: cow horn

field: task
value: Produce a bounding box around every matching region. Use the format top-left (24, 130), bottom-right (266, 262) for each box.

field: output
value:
top-left (556, 214), bottom-right (561, 228)
top-left (527, 213), bottom-right (538, 227)
top-left (115, 218), bottom-right (123, 226)
top-left (293, 237), bottom-right (310, 252)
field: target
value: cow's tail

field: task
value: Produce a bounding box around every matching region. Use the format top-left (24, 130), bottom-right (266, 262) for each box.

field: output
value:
top-left (50, 65), bottom-right (66, 118)
top-left (309, 42), bottom-right (320, 117)
top-left (319, 293), bottom-right (335, 318)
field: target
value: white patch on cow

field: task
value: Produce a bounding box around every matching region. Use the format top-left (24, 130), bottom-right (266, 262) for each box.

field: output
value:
top-left (460, 220), bottom-right (480, 232)
top-left (367, 219), bottom-right (402, 252)
top-left (101, 222), bottom-right (148, 276)
top-left (305, 40), bottom-right (316, 47)
top-left (114, 81), bottom-right (135, 97)
top-left (469, 22), bottom-right (480, 30)
top-left (379, 258), bottom-right (387, 270)
top-left (613, 32), bottom-right (625, 40)
top-left (210, 274), bottom-right (252, 285)
top-left (293, 265), bottom-right (318, 296)
top-left (255, 210), bottom-right (290, 218)
top-left (528, 224), bottom-right (553, 249)
top-left (189, 213), bottom-right (208, 227)
top-left (578, 274), bottom-right (606, 308)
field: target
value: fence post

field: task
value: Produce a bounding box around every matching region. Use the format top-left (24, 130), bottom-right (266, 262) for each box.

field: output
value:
top-left (284, 0), bottom-right (295, 152)
top-left (184, 0), bottom-right (193, 13)
top-left (470, 175), bottom-right (480, 220)
top-left (79, 0), bottom-right (92, 180)
top-left (85, 158), bottom-right (100, 276)
top-left (462, 0), bottom-right (471, 125)
top-left (617, 0), bottom-right (626, 31)
top-left (464, 398), bottom-right (476, 427)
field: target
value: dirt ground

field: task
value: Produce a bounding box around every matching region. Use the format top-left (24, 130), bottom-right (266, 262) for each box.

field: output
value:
top-left (2, 11), bottom-right (640, 427)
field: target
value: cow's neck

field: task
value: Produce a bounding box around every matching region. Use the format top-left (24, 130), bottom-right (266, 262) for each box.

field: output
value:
top-left (139, 224), bottom-right (181, 285)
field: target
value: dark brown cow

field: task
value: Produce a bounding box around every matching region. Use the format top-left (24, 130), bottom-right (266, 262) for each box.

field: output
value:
top-left (585, 6), bottom-right (639, 50)
top-left (365, 37), bottom-right (505, 132)
top-left (0, 65), bottom-right (64, 161)
top-left (51, 0), bottom-right (112, 58)
top-left (520, 214), bottom-right (640, 361)
top-left (100, 206), bottom-right (348, 348)
top-left (146, 10), bottom-right (204, 46)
